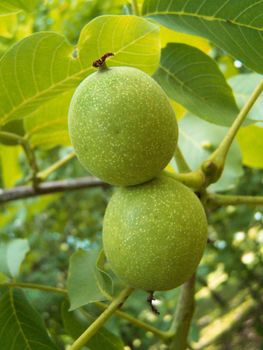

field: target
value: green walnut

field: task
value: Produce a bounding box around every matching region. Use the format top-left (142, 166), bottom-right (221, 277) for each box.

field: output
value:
top-left (103, 175), bottom-right (208, 291)
top-left (68, 66), bottom-right (177, 186)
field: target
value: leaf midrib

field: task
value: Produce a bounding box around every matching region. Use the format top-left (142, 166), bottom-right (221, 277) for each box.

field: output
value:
top-left (9, 288), bottom-right (31, 350)
top-left (0, 25), bottom-right (158, 126)
top-left (146, 10), bottom-right (263, 32)
top-left (159, 64), bottom-right (226, 115)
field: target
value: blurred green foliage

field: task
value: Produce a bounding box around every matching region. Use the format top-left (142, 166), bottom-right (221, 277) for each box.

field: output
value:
top-left (0, 1), bottom-right (262, 349)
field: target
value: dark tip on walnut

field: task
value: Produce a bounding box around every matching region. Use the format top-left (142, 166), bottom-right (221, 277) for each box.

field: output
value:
top-left (147, 291), bottom-right (160, 315)
top-left (92, 52), bottom-right (114, 68)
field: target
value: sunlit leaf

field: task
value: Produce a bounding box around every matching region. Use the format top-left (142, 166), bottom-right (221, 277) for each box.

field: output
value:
top-left (0, 288), bottom-right (58, 350)
top-left (0, 145), bottom-right (22, 188)
top-left (0, 14), bottom-right (17, 38)
top-left (143, 0), bottom-right (263, 73)
top-left (237, 125), bottom-right (263, 168)
top-left (24, 91), bottom-right (72, 149)
top-left (0, 239), bottom-right (29, 277)
top-left (154, 43), bottom-right (239, 126)
top-left (67, 249), bottom-right (113, 310)
top-left (0, 15), bottom-right (160, 126)
top-left (160, 25), bottom-right (210, 53)
top-left (170, 114), bottom-right (243, 192)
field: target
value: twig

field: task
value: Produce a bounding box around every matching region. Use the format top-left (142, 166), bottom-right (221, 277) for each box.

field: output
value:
top-left (0, 131), bottom-right (39, 187)
top-left (2, 282), bottom-right (67, 295)
top-left (163, 170), bottom-right (205, 190)
top-left (37, 151), bottom-right (76, 181)
top-left (174, 146), bottom-right (191, 173)
top-left (131, 0), bottom-right (140, 15)
top-left (168, 275), bottom-right (195, 350)
top-left (0, 177), bottom-right (108, 203)
top-left (96, 301), bottom-right (172, 340)
top-left (1, 282), bottom-right (171, 340)
top-left (208, 193), bottom-right (263, 206)
top-left (21, 141), bottom-right (39, 188)
top-left (202, 79), bottom-right (263, 185)
top-left (69, 287), bottom-right (134, 350)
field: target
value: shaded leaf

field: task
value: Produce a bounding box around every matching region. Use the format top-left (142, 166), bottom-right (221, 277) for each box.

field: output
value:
top-left (0, 119), bottom-right (25, 146)
top-left (0, 239), bottom-right (29, 277)
top-left (237, 125), bottom-right (263, 169)
top-left (229, 73), bottom-right (263, 122)
top-left (154, 43), bottom-right (239, 126)
top-left (0, 288), bottom-right (58, 350)
top-left (0, 15), bottom-right (160, 126)
top-left (67, 249), bottom-right (113, 310)
top-left (143, 0), bottom-right (263, 73)
top-left (171, 114), bottom-right (243, 192)
top-left (62, 300), bottom-right (124, 350)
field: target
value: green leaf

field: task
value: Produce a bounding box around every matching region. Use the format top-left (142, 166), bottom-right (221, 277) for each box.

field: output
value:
top-left (0, 14), bottom-right (17, 38)
top-left (96, 249), bottom-right (113, 296)
top-left (0, 119), bottom-right (25, 146)
top-left (0, 15), bottom-right (160, 126)
top-left (24, 91), bottom-right (72, 149)
top-left (229, 73), bottom-right (263, 122)
top-left (154, 43), bottom-right (239, 126)
top-left (0, 272), bottom-right (8, 284)
top-left (143, 0), bottom-right (263, 73)
top-left (0, 239), bottom-right (29, 277)
top-left (67, 249), bottom-right (113, 310)
top-left (61, 301), bottom-right (124, 350)
top-left (0, 288), bottom-right (58, 350)
top-left (0, 0), bottom-right (39, 15)
top-left (171, 114), bottom-right (243, 192)
top-left (0, 145), bottom-right (22, 188)
top-left (237, 125), bottom-right (263, 168)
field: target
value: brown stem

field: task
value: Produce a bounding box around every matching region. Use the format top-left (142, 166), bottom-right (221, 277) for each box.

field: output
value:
top-left (92, 53), bottom-right (114, 69)
top-left (0, 177), bottom-right (109, 203)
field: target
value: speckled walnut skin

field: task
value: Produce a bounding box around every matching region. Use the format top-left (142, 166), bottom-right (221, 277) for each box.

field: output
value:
top-left (103, 176), bottom-right (208, 291)
top-left (68, 66), bottom-right (178, 186)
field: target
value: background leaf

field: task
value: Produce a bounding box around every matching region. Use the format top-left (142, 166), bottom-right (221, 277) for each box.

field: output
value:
top-left (171, 114), bottom-right (243, 192)
top-left (62, 300), bottom-right (124, 350)
top-left (0, 239), bottom-right (29, 278)
top-left (0, 288), bottom-right (58, 350)
top-left (229, 73), bottom-right (263, 122)
top-left (154, 43), bottom-right (239, 126)
top-left (67, 249), bottom-right (112, 310)
top-left (0, 15), bottom-right (160, 126)
top-left (0, 145), bottom-right (22, 188)
top-left (143, 0), bottom-right (263, 73)
top-left (237, 125), bottom-right (263, 169)
top-left (0, 0), bottom-right (39, 15)
top-left (0, 14), bottom-right (17, 38)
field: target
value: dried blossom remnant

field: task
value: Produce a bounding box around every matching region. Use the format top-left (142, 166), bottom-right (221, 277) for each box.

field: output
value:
top-left (92, 53), bottom-right (114, 68)
top-left (147, 291), bottom-right (160, 315)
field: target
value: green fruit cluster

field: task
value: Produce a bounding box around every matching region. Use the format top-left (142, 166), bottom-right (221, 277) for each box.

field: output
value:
top-left (69, 63), bottom-right (207, 292)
